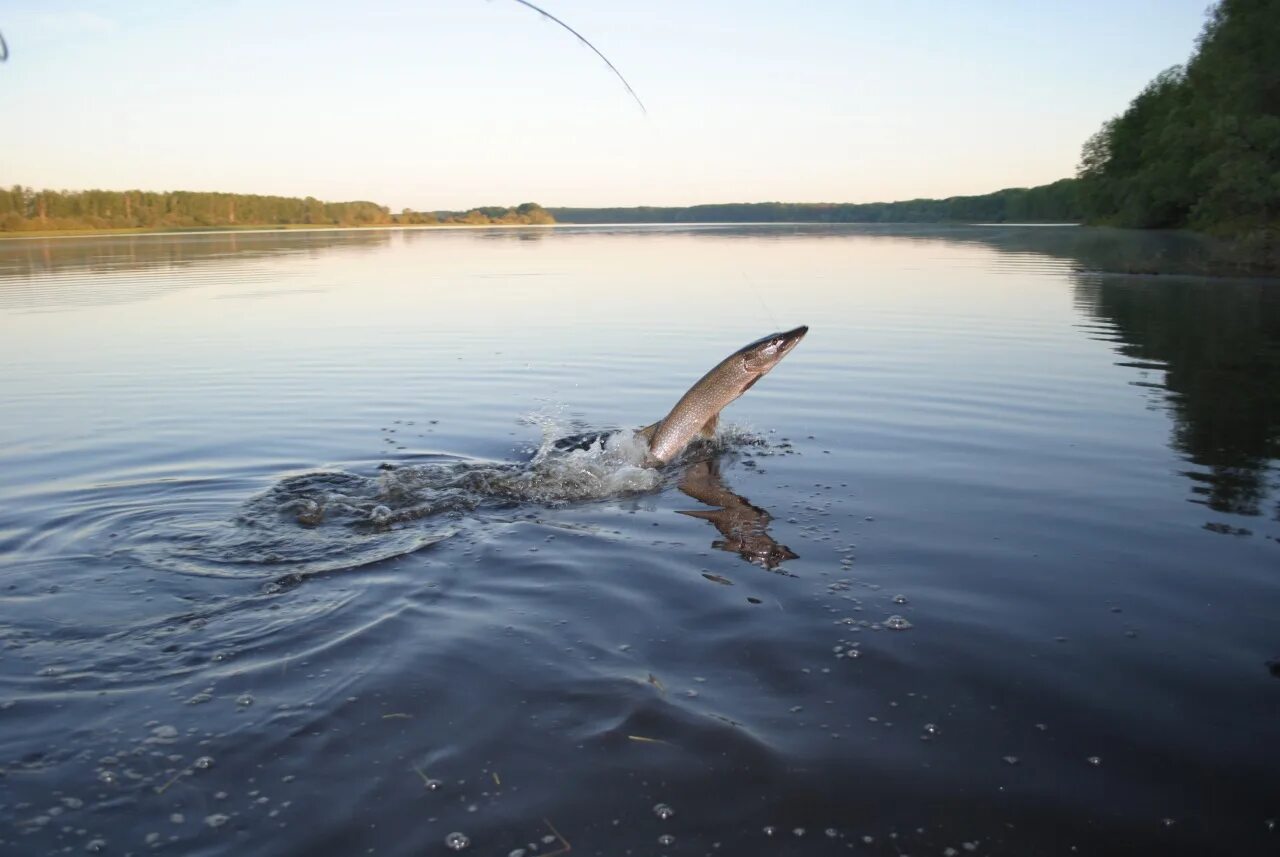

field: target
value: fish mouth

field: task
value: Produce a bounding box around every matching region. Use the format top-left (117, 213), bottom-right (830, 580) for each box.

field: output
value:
top-left (782, 325), bottom-right (808, 344)
top-left (774, 325), bottom-right (808, 355)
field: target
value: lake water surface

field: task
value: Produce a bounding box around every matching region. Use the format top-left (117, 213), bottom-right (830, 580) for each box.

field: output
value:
top-left (1, 225), bottom-right (1277, 856)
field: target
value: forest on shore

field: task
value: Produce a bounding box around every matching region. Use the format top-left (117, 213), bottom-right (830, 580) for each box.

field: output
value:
top-left (549, 180), bottom-right (1081, 225)
top-left (560, 0), bottom-right (1276, 255)
top-left (0, 189), bottom-right (553, 233)
top-left (1076, 0), bottom-right (1276, 243)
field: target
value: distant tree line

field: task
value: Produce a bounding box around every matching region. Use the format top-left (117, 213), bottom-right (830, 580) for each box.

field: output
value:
top-left (550, 180), bottom-right (1082, 224)
top-left (1076, 0), bottom-right (1278, 245)
top-left (396, 202), bottom-right (555, 226)
top-left (0, 187), bottom-right (554, 232)
top-left (0, 187), bottom-right (394, 231)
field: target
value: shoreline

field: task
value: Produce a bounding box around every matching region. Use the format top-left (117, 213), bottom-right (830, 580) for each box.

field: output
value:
top-left (0, 222), bottom-right (561, 241)
top-left (0, 221), bottom-right (1097, 242)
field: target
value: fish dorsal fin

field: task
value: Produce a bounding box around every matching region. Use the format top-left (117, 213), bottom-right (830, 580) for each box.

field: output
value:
top-left (638, 421), bottom-right (661, 442)
top-left (700, 413), bottom-right (719, 439)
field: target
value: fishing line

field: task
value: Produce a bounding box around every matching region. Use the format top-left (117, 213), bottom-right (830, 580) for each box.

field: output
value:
top-left (504, 0), bottom-right (646, 115)
top-left (742, 273), bottom-right (779, 329)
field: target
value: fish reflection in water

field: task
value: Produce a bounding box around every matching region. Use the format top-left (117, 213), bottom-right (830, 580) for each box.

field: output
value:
top-left (677, 458), bottom-right (798, 571)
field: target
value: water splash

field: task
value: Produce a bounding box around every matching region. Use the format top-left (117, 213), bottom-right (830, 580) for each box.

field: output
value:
top-left (138, 415), bottom-right (765, 581)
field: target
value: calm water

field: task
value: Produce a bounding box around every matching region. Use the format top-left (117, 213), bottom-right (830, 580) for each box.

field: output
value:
top-left (1, 225), bottom-right (1277, 856)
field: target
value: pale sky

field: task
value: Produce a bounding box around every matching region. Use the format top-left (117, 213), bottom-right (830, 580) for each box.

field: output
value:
top-left (2, 0), bottom-right (1212, 210)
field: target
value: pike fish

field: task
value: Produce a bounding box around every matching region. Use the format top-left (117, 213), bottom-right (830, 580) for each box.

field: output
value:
top-left (640, 326), bottom-right (808, 467)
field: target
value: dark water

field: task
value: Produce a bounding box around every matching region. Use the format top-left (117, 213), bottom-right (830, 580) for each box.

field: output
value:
top-left (1, 225), bottom-right (1277, 856)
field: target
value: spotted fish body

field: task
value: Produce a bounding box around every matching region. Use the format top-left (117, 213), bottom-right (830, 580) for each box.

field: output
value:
top-left (642, 326), bottom-right (808, 467)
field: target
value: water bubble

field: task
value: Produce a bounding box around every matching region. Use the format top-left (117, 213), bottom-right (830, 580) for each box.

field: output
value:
top-left (509, 850), bottom-right (527, 857)
top-left (1161, 818), bottom-right (1175, 828)
top-left (653, 803), bottom-right (674, 820)
top-left (658, 834), bottom-right (676, 847)
top-left (444, 832), bottom-right (470, 851)
top-left (424, 778), bottom-right (443, 791)
top-left (85, 839), bottom-right (107, 853)
top-left (169, 814), bottom-right (184, 824)
top-left (763, 826), bottom-right (777, 836)
top-left (1002, 755), bottom-right (1020, 766)
top-left (922, 723), bottom-right (940, 736)
top-left (884, 615), bottom-right (913, 630)
top-left (793, 827), bottom-right (806, 837)
top-left (194, 756), bottom-right (214, 770)
top-left (236, 694), bottom-right (254, 708)
top-left (151, 725), bottom-right (178, 740)
top-left (97, 770), bottom-right (117, 785)
top-left (825, 828), bottom-right (839, 838)
top-left (892, 594), bottom-right (908, 604)
top-left (1087, 755), bottom-right (1102, 766)
top-left (204, 814), bottom-right (229, 828)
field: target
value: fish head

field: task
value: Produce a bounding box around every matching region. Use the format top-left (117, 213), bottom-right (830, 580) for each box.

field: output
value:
top-left (739, 325), bottom-right (808, 375)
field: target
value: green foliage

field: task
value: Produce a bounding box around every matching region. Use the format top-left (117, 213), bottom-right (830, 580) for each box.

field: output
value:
top-left (0, 187), bottom-right (395, 232)
top-left (1077, 0), bottom-right (1280, 244)
top-left (398, 202), bottom-right (555, 226)
top-left (0, 189), bottom-right (556, 233)
top-left (550, 180), bottom-right (1082, 225)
